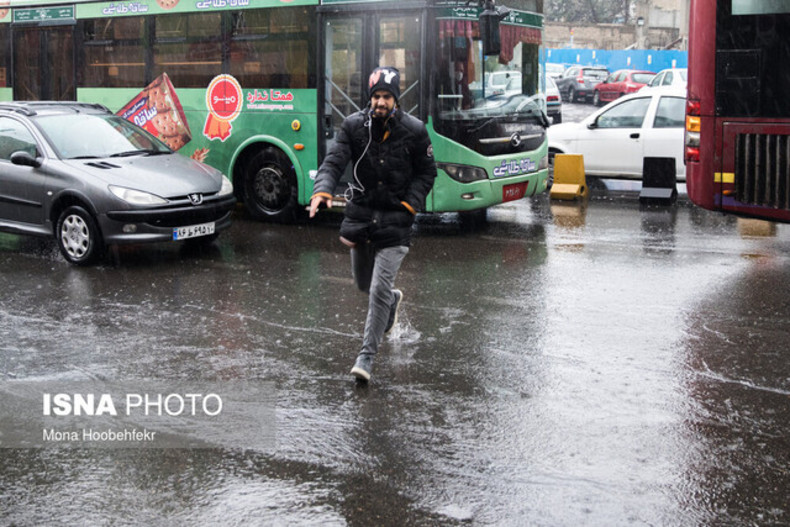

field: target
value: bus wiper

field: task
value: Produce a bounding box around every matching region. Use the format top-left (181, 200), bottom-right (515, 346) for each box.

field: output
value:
top-left (470, 117), bottom-right (497, 134)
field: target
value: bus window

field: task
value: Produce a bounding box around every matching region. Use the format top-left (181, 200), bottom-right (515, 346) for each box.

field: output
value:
top-left (81, 17), bottom-right (145, 88)
top-left (229, 7), bottom-right (314, 89)
top-left (379, 16), bottom-right (421, 117)
top-left (154, 13), bottom-right (222, 88)
top-left (716, 3), bottom-right (790, 118)
top-left (325, 16), bottom-right (364, 130)
top-left (732, 0), bottom-right (790, 15)
top-left (0, 24), bottom-right (8, 88)
top-left (14, 27), bottom-right (74, 100)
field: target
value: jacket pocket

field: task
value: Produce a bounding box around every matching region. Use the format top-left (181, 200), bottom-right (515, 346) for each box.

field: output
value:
top-left (340, 217), bottom-right (369, 244)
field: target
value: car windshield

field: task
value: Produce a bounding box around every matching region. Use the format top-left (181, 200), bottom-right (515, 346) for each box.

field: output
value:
top-left (582, 69), bottom-right (609, 81)
top-left (632, 73), bottom-right (656, 84)
top-left (32, 113), bottom-right (171, 159)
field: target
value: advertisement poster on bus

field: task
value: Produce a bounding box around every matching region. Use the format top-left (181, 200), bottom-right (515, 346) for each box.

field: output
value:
top-left (116, 73), bottom-right (192, 152)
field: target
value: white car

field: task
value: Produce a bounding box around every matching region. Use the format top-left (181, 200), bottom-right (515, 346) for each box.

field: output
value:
top-left (640, 68), bottom-right (687, 92)
top-left (545, 63), bottom-right (566, 80)
top-left (548, 87), bottom-right (687, 181)
top-left (486, 70), bottom-right (522, 96)
top-left (546, 76), bottom-right (562, 124)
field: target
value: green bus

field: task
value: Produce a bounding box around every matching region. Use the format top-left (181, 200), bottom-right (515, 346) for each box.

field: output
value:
top-left (0, 0), bottom-right (549, 221)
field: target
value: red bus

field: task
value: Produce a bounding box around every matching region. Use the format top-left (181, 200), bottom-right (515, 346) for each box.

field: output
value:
top-left (685, 0), bottom-right (790, 223)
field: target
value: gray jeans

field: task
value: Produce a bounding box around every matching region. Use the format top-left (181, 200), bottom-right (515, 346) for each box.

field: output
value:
top-left (351, 244), bottom-right (409, 357)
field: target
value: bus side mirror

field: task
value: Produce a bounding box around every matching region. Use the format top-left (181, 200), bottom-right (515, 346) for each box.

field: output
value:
top-left (479, 2), bottom-right (510, 56)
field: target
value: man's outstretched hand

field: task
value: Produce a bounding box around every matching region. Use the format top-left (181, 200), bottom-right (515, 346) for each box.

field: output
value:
top-left (309, 195), bottom-right (332, 218)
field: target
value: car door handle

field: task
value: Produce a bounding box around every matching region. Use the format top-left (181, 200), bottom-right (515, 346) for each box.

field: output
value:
top-left (630, 133), bottom-right (640, 139)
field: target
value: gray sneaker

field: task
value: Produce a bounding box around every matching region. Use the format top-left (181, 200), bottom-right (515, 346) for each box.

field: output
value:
top-left (384, 289), bottom-right (403, 335)
top-left (350, 354), bottom-right (373, 382)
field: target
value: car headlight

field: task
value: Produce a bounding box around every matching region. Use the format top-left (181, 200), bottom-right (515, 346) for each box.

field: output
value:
top-left (218, 176), bottom-right (234, 196)
top-left (109, 185), bottom-right (168, 205)
top-left (437, 163), bottom-right (488, 183)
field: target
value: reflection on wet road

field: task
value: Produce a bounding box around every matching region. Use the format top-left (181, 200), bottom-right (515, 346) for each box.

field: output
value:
top-left (2, 189), bottom-right (790, 525)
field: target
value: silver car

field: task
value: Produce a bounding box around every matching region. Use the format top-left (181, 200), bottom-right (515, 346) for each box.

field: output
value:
top-left (0, 101), bottom-right (235, 265)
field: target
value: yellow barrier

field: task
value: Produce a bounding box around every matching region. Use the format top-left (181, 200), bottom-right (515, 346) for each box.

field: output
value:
top-left (550, 154), bottom-right (588, 201)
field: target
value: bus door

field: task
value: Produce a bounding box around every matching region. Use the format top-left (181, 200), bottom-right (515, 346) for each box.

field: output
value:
top-left (13, 25), bottom-right (75, 101)
top-left (319, 10), bottom-right (423, 166)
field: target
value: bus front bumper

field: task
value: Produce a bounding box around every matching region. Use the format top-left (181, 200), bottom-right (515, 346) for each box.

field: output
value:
top-left (428, 169), bottom-right (550, 213)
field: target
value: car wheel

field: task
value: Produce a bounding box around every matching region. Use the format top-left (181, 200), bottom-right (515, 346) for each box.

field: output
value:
top-left (569, 87), bottom-right (577, 103)
top-left (242, 147), bottom-right (298, 223)
top-left (593, 91), bottom-right (601, 106)
top-left (553, 113), bottom-right (562, 124)
top-left (56, 205), bottom-right (104, 265)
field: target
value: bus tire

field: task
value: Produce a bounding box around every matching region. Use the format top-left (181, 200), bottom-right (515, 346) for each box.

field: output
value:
top-left (459, 208), bottom-right (488, 229)
top-left (242, 147), bottom-right (299, 223)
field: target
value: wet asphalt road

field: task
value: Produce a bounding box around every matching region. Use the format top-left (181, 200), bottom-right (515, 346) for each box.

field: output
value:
top-left (3, 102), bottom-right (790, 525)
top-left (2, 184), bottom-right (790, 525)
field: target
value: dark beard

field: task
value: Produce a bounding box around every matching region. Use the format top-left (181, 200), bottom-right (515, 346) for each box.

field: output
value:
top-left (370, 113), bottom-right (391, 142)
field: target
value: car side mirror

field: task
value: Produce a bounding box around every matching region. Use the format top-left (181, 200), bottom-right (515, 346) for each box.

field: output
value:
top-left (587, 121), bottom-right (598, 130)
top-left (10, 151), bottom-right (42, 168)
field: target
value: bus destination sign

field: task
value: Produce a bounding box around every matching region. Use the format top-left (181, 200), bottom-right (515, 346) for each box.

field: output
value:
top-left (13, 5), bottom-right (74, 22)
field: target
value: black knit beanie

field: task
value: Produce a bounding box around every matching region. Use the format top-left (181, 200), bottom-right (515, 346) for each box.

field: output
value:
top-left (368, 67), bottom-right (401, 102)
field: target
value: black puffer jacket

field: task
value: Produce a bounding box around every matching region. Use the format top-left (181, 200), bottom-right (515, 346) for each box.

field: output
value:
top-left (312, 109), bottom-right (436, 248)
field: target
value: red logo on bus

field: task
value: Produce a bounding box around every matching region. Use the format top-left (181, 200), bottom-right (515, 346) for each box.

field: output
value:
top-left (204, 75), bottom-right (243, 142)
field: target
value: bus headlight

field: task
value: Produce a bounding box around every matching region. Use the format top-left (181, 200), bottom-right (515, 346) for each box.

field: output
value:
top-left (437, 163), bottom-right (488, 183)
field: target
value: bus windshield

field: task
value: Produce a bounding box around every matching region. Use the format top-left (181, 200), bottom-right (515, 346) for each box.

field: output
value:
top-left (435, 23), bottom-right (542, 118)
top-left (433, 17), bottom-right (547, 155)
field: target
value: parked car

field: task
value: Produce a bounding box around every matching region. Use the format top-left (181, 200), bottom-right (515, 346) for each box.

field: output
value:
top-left (487, 70), bottom-right (522, 97)
top-left (546, 76), bottom-right (562, 124)
top-left (555, 65), bottom-right (610, 104)
top-left (545, 63), bottom-right (566, 80)
top-left (592, 69), bottom-right (656, 106)
top-left (0, 101), bottom-right (235, 265)
top-left (640, 68), bottom-right (687, 91)
top-left (548, 87), bottom-right (687, 181)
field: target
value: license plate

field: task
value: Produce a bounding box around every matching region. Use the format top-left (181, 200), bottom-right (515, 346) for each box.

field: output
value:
top-left (173, 221), bottom-right (215, 240)
top-left (502, 182), bottom-right (528, 202)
